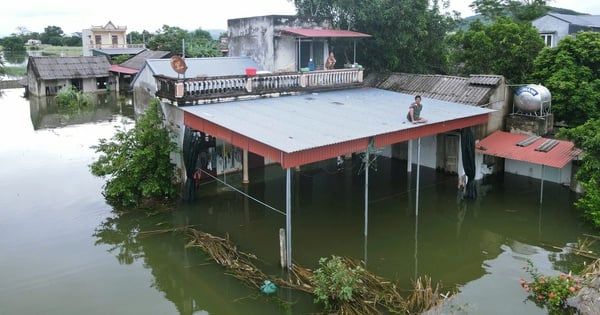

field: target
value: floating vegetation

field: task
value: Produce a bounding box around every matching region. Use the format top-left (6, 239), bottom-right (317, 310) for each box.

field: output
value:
top-left (55, 86), bottom-right (92, 109)
top-left (139, 226), bottom-right (454, 314)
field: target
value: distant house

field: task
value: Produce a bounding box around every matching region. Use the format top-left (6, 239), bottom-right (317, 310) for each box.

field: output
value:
top-left (82, 21), bottom-right (145, 57)
top-left (131, 56), bottom-right (260, 106)
top-left (26, 56), bottom-right (113, 96)
top-left (532, 13), bottom-right (600, 47)
top-left (109, 50), bottom-right (171, 91)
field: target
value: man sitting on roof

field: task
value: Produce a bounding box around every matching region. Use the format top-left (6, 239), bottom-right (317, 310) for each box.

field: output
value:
top-left (406, 95), bottom-right (428, 124)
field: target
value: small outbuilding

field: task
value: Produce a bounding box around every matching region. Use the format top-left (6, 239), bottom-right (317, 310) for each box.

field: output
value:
top-left (26, 56), bottom-right (113, 96)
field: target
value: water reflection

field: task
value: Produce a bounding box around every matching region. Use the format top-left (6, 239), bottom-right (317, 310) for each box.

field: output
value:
top-left (29, 92), bottom-right (134, 129)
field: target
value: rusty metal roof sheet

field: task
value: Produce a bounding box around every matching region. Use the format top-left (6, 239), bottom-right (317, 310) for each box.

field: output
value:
top-left (28, 56), bottom-right (111, 80)
top-left (109, 64), bottom-right (138, 75)
top-left (366, 73), bottom-right (502, 106)
top-left (281, 28), bottom-right (372, 38)
top-left (475, 130), bottom-right (581, 168)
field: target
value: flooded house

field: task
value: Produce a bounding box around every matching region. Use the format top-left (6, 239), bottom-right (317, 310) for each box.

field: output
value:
top-left (26, 56), bottom-right (115, 96)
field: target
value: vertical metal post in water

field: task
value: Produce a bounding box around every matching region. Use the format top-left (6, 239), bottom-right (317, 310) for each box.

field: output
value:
top-left (286, 168), bottom-right (292, 269)
top-left (364, 149), bottom-right (369, 236)
top-left (416, 138), bottom-right (421, 216)
top-left (540, 165), bottom-right (545, 204)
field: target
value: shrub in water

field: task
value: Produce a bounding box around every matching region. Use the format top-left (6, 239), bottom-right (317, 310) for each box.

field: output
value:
top-left (312, 255), bottom-right (366, 310)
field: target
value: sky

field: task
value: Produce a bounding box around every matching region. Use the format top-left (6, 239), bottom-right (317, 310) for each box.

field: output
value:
top-left (1, 0), bottom-right (600, 37)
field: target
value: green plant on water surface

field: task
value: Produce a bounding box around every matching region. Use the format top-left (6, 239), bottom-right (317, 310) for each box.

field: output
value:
top-left (520, 259), bottom-right (582, 313)
top-left (312, 255), bottom-right (366, 310)
top-left (90, 98), bottom-right (179, 208)
top-left (55, 86), bottom-right (91, 109)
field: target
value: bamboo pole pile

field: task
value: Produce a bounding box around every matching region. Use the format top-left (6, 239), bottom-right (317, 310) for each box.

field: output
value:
top-left (140, 226), bottom-right (452, 314)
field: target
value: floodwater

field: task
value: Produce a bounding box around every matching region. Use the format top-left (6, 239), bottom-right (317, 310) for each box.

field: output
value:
top-left (0, 87), bottom-right (596, 315)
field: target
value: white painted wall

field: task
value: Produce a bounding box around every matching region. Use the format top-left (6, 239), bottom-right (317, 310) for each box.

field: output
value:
top-left (505, 159), bottom-right (572, 184)
top-left (409, 135), bottom-right (437, 169)
top-left (532, 15), bottom-right (571, 47)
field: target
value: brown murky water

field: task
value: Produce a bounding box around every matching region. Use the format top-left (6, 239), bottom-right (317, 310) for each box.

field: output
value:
top-left (0, 88), bottom-right (595, 314)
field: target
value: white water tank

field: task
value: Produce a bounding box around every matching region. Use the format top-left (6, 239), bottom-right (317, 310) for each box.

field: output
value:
top-left (514, 84), bottom-right (551, 113)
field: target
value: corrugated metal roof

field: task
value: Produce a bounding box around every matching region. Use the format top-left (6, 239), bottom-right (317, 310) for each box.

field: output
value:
top-left (475, 130), bottom-right (581, 168)
top-left (281, 28), bottom-right (372, 38)
top-left (549, 13), bottom-right (600, 27)
top-left (120, 50), bottom-right (170, 70)
top-left (183, 88), bottom-right (494, 168)
top-left (29, 56), bottom-right (110, 80)
top-left (367, 73), bottom-right (502, 106)
top-left (145, 56), bottom-right (260, 78)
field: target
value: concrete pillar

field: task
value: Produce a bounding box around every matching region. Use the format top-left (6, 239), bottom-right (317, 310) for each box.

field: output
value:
top-left (242, 149), bottom-right (249, 184)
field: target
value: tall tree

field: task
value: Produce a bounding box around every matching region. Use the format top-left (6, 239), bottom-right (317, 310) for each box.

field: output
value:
top-left (448, 18), bottom-right (544, 83)
top-left (529, 32), bottom-right (600, 126)
top-left (470, 0), bottom-right (549, 22)
top-left (40, 25), bottom-right (65, 46)
top-left (293, 0), bottom-right (456, 73)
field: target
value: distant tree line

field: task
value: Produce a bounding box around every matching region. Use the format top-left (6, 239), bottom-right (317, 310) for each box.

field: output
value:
top-left (0, 24), bottom-right (224, 58)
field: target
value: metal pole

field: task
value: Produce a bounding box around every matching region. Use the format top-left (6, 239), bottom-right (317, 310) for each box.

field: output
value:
top-left (353, 40), bottom-right (357, 65)
top-left (407, 139), bottom-right (413, 172)
top-left (364, 149), bottom-right (369, 236)
top-left (286, 168), bottom-right (292, 269)
top-left (416, 138), bottom-right (421, 216)
top-left (540, 165), bottom-right (544, 204)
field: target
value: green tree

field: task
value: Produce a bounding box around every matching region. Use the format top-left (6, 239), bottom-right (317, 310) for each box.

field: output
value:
top-left (90, 99), bottom-right (179, 208)
top-left (448, 18), bottom-right (544, 83)
top-left (293, 0), bottom-right (456, 73)
top-left (557, 119), bottom-right (600, 227)
top-left (1, 36), bottom-right (26, 53)
top-left (40, 25), bottom-right (65, 46)
top-left (147, 25), bottom-right (220, 57)
top-left (470, 0), bottom-right (549, 22)
top-left (529, 32), bottom-right (600, 126)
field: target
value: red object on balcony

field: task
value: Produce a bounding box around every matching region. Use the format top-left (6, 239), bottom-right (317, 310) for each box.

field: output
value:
top-left (245, 68), bottom-right (257, 76)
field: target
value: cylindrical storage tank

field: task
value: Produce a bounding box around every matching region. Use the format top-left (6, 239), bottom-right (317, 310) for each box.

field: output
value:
top-left (514, 84), bottom-right (551, 113)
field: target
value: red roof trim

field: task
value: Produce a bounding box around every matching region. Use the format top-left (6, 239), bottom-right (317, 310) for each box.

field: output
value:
top-left (281, 28), bottom-right (372, 38)
top-left (185, 111), bottom-right (491, 169)
top-left (475, 130), bottom-right (581, 168)
top-left (109, 64), bottom-right (138, 75)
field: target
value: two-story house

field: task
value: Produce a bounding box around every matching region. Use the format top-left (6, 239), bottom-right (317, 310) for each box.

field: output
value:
top-left (532, 13), bottom-right (600, 47)
top-left (82, 21), bottom-right (145, 57)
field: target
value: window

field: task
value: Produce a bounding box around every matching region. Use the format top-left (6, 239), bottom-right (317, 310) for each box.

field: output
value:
top-left (112, 35), bottom-right (118, 47)
top-left (540, 34), bottom-right (553, 47)
top-left (95, 35), bottom-right (102, 48)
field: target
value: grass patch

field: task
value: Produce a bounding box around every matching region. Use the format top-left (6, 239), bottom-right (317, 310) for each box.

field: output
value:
top-left (2, 66), bottom-right (26, 77)
top-left (38, 45), bottom-right (82, 57)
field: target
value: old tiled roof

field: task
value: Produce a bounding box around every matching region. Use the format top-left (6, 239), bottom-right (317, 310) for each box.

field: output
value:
top-left (365, 73), bottom-right (502, 106)
top-left (475, 130), bottom-right (581, 168)
top-left (28, 56), bottom-right (110, 80)
top-left (119, 50), bottom-right (171, 70)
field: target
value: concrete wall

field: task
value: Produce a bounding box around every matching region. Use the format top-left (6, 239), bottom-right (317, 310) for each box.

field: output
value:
top-left (505, 159), bottom-right (572, 184)
top-left (532, 15), bottom-right (571, 47)
top-left (506, 114), bottom-right (554, 136)
top-left (486, 77), bottom-right (510, 135)
top-left (228, 15), bottom-right (328, 72)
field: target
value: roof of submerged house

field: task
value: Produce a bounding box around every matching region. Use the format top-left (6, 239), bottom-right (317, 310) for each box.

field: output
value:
top-left (183, 87), bottom-right (495, 168)
top-left (365, 73), bottom-right (503, 106)
top-left (28, 56), bottom-right (111, 80)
